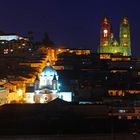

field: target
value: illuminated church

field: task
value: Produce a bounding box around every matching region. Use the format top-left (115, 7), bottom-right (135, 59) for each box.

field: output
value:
top-left (39, 66), bottom-right (58, 91)
top-left (99, 16), bottom-right (131, 56)
top-left (34, 62), bottom-right (59, 94)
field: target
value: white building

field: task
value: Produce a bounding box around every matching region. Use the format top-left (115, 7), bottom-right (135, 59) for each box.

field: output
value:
top-left (26, 66), bottom-right (59, 103)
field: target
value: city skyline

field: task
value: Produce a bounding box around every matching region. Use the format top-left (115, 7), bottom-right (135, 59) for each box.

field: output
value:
top-left (0, 0), bottom-right (140, 138)
top-left (0, 0), bottom-right (140, 57)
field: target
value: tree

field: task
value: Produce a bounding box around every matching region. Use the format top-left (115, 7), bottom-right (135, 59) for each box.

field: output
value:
top-left (27, 31), bottom-right (34, 43)
top-left (42, 32), bottom-right (54, 47)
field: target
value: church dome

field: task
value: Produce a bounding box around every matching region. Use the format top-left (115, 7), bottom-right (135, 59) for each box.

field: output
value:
top-left (41, 66), bottom-right (57, 77)
top-left (39, 66), bottom-right (58, 89)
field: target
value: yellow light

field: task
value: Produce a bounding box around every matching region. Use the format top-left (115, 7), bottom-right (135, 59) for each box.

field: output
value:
top-left (123, 34), bottom-right (128, 38)
top-left (47, 61), bottom-right (50, 66)
top-left (40, 98), bottom-right (44, 103)
top-left (17, 89), bottom-right (22, 96)
top-left (103, 29), bottom-right (108, 37)
top-left (123, 18), bottom-right (128, 24)
top-left (123, 43), bottom-right (128, 46)
top-left (104, 29), bottom-right (108, 34)
top-left (113, 42), bottom-right (117, 46)
top-left (103, 41), bottom-right (108, 46)
top-left (58, 49), bottom-right (61, 52)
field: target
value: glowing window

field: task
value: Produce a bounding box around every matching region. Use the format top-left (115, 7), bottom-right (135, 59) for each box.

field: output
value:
top-left (103, 29), bottom-right (108, 37)
top-left (103, 41), bottom-right (108, 46)
top-left (123, 42), bottom-right (128, 46)
top-left (123, 52), bottom-right (128, 56)
top-left (123, 34), bottom-right (128, 38)
top-left (113, 42), bottom-right (117, 46)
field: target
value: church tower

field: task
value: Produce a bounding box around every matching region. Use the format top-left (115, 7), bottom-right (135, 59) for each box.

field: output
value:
top-left (52, 74), bottom-right (58, 91)
top-left (100, 16), bottom-right (111, 47)
top-left (119, 17), bottom-right (131, 56)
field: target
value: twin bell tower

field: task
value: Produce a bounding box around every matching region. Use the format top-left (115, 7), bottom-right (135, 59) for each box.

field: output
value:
top-left (99, 16), bottom-right (131, 56)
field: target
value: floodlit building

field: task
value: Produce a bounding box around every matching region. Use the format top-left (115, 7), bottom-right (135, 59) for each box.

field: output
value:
top-left (0, 84), bottom-right (23, 104)
top-left (99, 17), bottom-right (131, 57)
top-left (38, 66), bottom-right (58, 90)
top-left (0, 34), bottom-right (31, 54)
top-left (26, 65), bottom-right (59, 103)
top-left (56, 48), bottom-right (91, 56)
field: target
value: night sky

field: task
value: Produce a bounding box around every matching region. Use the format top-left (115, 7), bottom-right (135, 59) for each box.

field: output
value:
top-left (1, 0), bottom-right (140, 57)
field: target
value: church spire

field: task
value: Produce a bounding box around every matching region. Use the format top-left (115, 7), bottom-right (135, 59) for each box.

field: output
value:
top-left (52, 74), bottom-right (57, 81)
top-left (100, 16), bottom-right (111, 47)
top-left (122, 17), bottom-right (128, 25)
top-left (52, 74), bottom-right (58, 90)
top-left (103, 16), bottom-right (109, 24)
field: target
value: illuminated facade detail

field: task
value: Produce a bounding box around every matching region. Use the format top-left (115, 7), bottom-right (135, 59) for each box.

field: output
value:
top-left (58, 92), bottom-right (72, 102)
top-left (108, 89), bottom-right (140, 96)
top-left (100, 54), bottom-right (111, 59)
top-left (99, 17), bottom-right (131, 56)
top-left (56, 48), bottom-right (91, 56)
top-left (123, 34), bottom-right (128, 38)
top-left (26, 89), bottom-right (58, 103)
top-left (0, 35), bottom-right (19, 41)
top-left (108, 90), bottom-right (125, 96)
top-left (0, 82), bottom-right (25, 104)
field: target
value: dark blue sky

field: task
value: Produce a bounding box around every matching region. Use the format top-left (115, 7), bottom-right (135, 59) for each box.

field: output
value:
top-left (1, 0), bottom-right (140, 57)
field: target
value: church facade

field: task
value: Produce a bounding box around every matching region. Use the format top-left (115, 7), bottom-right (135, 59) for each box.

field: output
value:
top-left (99, 17), bottom-right (131, 56)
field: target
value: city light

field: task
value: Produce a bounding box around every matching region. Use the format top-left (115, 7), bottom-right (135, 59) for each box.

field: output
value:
top-left (17, 89), bottom-right (22, 96)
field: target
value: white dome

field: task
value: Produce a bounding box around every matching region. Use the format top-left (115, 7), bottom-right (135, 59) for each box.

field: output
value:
top-left (41, 67), bottom-right (57, 77)
top-left (39, 66), bottom-right (58, 89)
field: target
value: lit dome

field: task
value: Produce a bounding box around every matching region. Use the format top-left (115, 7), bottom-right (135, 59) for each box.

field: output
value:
top-left (39, 66), bottom-right (58, 89)
top-left (41, 67), bottom-right (58, 77)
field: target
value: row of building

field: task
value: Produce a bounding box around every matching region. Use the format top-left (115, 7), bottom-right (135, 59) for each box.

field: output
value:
top-left (0, 16), bottom-right (138, 106)
top-left (0, 34), bottom-right (32, 54)
top-left (0, 46), bottom-right (50, 104)
top-left (0, 46), bottom-right (139, 104)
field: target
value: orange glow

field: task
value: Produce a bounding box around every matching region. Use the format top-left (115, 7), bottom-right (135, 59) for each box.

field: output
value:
top-left (123, 43), bottom-right (128, 46)
top-left (58, 49), bottom-right (61, 52)
top-left (17, 89), bottom-right (22, 96)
